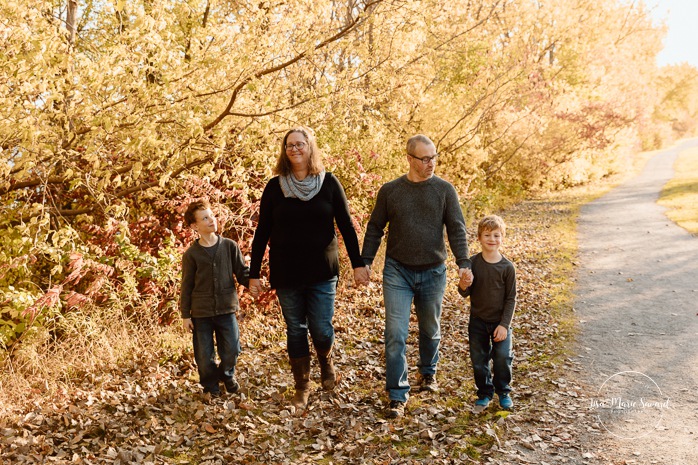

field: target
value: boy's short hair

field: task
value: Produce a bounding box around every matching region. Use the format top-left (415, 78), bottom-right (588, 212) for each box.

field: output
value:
top-left (478, 215), bottom-right (506, 237)
top-left (184, 199), bottom-right (211, 226)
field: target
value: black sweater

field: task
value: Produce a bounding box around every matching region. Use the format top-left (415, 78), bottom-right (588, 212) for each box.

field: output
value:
top-left (250, 173), bottom-right (364, 289)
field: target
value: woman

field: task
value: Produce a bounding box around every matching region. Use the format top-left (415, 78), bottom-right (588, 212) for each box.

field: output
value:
top-left (249, 126), bottom-right (369, 409)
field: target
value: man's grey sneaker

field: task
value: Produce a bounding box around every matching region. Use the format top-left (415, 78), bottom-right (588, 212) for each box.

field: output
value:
top-left (224, 378), bottom-right (240, 394)
top-left (473, 396), bottom-right (491, 413)
top-left (419, 373), bottom-right (439, 393)
top-left (387, 400), bottom-right (405, 419)
top-left (498, 393), bottom-right (513, 410)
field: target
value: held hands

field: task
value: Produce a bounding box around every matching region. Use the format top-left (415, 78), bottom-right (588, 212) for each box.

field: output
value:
top-left (458, 268), bottom-right (473, 290)
top-left (249, 278), bottom-right (264, 299)
top-left (182, 318), bottom-right (194, 333)
top-left (353, 266), bottom-right (371, 286)
top-left (493, 325), bottom-right (508, 343)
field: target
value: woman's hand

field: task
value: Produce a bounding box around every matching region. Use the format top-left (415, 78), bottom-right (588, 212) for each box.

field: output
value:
top-left (249, 278), bottom-right (263, 298)
top-left (353, 266), bottom-right (370, 286)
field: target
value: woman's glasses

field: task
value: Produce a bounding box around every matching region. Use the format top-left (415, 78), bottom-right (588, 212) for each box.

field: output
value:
top-left (285, 142), bottom-right (307, 151)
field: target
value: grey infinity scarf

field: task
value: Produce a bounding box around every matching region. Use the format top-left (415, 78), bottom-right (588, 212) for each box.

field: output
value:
top-left (279, 170), bottom-right (326, 201)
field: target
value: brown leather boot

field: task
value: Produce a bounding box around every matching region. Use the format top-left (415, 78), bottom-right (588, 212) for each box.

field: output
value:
top-left (289, 356), bottom-right (311, 408)
top-left (316, 346), bottom-right (338, 391)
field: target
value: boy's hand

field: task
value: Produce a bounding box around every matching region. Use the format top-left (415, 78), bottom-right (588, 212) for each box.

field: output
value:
top-left (458, 268), bottom-right (473, 290)
top-left (493, 325), bottom-right (508, 342)
top-left (182, 318), bottom-right (194, 333)
top-left (249, 278), bottom-right (263, 298)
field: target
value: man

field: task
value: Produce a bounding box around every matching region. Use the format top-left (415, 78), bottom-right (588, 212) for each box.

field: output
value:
top-left (361, 134), bottom-right (472, 419)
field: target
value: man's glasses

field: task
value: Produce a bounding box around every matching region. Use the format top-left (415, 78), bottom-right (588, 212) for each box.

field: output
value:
top-left (408, 153), bottom-right (438, 165)
top-left (285, 142), bottom-right (307, 151)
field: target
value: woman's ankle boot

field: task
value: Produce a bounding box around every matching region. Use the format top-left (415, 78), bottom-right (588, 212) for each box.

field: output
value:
top-left (289, 356), bottom-right (311, 408)
top-left (316, 346), bottom-right (337, 391)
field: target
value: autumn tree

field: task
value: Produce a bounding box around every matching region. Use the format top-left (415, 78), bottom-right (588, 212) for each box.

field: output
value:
top-left (0, 0), bottom-right (401, 349)
top-left (0, 0), bottom-right (675, 355)
top-left (652, 63), bottom-right (698, 146)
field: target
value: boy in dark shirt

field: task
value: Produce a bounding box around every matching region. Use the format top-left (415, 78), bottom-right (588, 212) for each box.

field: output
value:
top-left (458, 215), bottom-right (517, 412)
top-left (180, 200), bottom-right (250, 397)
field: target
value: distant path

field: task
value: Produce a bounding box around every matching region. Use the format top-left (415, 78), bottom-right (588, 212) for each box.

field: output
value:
top-left (574, 139), bottom-right (698, 464)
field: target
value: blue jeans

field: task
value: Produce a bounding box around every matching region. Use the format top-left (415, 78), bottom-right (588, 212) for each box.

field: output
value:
top-left (192, 313), bottom-right (241, 393)
top-left (276, 276), bottom-right (338, 358)
top-left (468, 316), bottom-right (513, 399)
top-left (383, 256), bottom-right (447, 402)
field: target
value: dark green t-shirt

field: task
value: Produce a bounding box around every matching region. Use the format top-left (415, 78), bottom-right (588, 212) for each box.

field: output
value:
top-left (459, 252), bottom-right (517, 328)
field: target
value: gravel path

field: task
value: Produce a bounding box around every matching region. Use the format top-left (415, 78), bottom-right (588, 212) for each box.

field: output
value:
top-left (573, 138), bottom-right (698, 464)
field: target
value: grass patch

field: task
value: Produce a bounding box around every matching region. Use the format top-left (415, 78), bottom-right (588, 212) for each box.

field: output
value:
top-left (659, 146), bottom-right (698, 234)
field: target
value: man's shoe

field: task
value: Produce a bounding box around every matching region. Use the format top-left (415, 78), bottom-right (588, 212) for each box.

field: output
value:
top-left (386, 400), bottom-right (405, 419)
top-left (498, 393), bottom-right (513, 410)
top-left (224, 378), bottom-right (240, 394)
top-left (473, 396), bottom-right (491, 413)
top-left (419, 373), bottom-right (439, 393)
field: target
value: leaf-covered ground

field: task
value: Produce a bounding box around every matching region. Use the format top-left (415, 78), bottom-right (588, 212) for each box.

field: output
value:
top-left (1, 197), bottom-right (591, 464)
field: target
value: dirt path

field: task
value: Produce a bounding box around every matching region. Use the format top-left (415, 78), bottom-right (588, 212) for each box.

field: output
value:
top-left (556, 139), bottom-right (698, 464)
top-left (573, 139), bottom-right (698, 464)
top-left (507, 139), bottom-right (698, 465)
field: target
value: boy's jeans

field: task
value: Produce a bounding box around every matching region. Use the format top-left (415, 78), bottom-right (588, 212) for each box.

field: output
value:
top-left (383, 256), bottom-right (447, 403)
top-left (192, 313), bottom-right (241, 393)
top-left (276, 276), bottom-right (338, 358)
top-left (468, 316), bottom-right (513, 399)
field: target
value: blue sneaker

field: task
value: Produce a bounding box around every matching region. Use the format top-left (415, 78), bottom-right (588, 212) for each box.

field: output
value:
top-left (474, 396), bottom-right (491, 413)
top-left (498, 393), bottom-right (513, 410)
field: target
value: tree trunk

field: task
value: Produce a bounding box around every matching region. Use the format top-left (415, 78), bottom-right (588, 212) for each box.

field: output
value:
top-left (66, 0), bottom-right (78, 45)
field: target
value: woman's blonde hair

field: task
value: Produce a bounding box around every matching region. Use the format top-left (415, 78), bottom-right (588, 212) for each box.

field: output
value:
top-left (274, 126), bottom-right (324, 176)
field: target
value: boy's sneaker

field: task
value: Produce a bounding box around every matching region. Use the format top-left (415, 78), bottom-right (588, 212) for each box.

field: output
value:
top-left (224, 378), bottom-right (240, 394)
top-left (419, 373), bottom-right (439, 393)
top-left (386, 400), bottom-right (405, 419)
top-left (473, 396), bottom-right (491, 413)
top-left (204, 389), bottom-right (222, 399)
top-left (498, 393), bottom-right (513, 410)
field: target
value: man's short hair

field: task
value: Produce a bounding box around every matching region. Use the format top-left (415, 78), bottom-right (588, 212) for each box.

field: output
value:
top-left (184, 199), bottom-right (211, 226)
top-left (406, 134), bottom-right (435, 155)
top-left (478, 215), bottom-right (506, 237)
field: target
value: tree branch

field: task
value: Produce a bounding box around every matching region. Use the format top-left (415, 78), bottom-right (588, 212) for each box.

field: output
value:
top-left (203, 0), bottom-right (384, 132)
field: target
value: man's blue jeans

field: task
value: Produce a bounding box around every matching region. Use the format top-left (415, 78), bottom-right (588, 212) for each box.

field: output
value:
top-left (276, 276), bottom-right (338, 358)
top-left (383, 256), bottom-right (447, 403)
top-left (192, 313), bottom-right (241, 394)
top-left (468, 316), bottom-right (513, 399)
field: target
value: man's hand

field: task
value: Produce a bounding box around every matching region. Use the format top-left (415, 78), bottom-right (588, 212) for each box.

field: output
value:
top-left (182, 318), bottom-right (194, 332)
top-left (458, 268), bottom-right (473, 290)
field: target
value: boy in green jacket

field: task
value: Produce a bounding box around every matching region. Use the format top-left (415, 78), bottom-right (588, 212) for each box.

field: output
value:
top-left (180, 200), bottom-right (250, 397)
